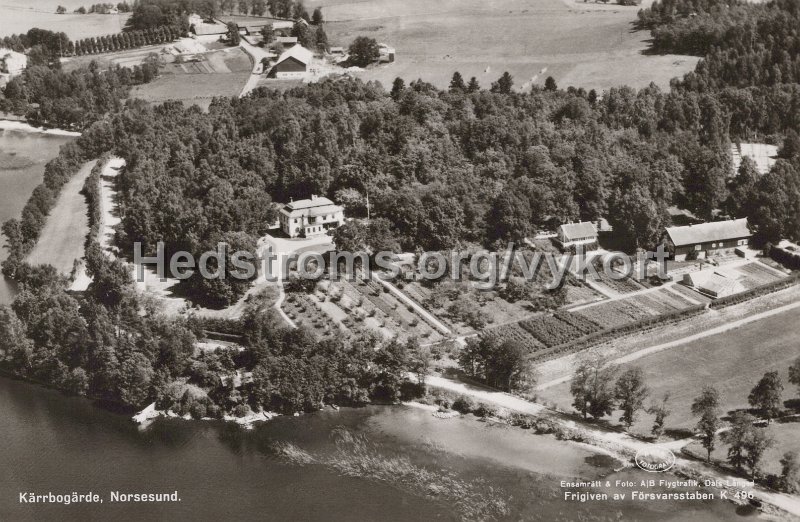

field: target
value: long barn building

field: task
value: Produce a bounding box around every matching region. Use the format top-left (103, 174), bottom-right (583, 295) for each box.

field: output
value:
top-left (665, 218), bottom-right (751, 261)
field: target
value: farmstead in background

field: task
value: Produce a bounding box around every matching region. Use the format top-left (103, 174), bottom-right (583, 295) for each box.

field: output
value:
top-left (665, 218), bottom-right (752, 261)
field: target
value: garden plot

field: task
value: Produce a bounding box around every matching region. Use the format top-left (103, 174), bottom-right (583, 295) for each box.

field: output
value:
top-left (289, 278), bottom-right (444, 343)
top-left (482, 323), bottom-right (547, 353)
top-left (282, 291), bottom-right (344, 339)
top-left (574, 298), bottom-right (656, 329)
top-left (481, 310), bottom-right (601, 354)
top-left (628, 292), bottom-right (684, 315)
top-left (517, 312), bottom-right (600, 348)
top-left (564, 284), bottom-right (604, 306)
top-left (591, 272), bottom-right (647, 295)
top-left (733, 261), bottom-right (787, 290)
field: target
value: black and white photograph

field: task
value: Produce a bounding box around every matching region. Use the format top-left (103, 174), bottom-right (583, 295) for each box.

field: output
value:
top-left (1, 0), bottom-right (799, 520)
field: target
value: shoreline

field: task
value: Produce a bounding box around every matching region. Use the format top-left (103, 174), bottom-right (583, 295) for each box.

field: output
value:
top-left (132, 402), bottom-right (280, 430)
top-left (0, 119), bottom-right (82, 137)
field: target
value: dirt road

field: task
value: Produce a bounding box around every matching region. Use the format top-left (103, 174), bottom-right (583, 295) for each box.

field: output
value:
top-left (26, 160), bottom-right (96, 274)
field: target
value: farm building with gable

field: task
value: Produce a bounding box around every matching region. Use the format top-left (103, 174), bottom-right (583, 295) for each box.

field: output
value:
top-left (269, 45), bottom-right (313, 79)
top-left (279, 195), bottom-right (345, 238)
top-left (665, 218), bottom-right (751, 261)
top-left (554, 221), bottom-right (598, 250)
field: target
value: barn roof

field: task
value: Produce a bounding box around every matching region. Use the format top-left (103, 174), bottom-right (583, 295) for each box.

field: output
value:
top-left (558, 221), bottom-right (597, 241)
top-left (281, 196), bottom-right (343, 219)
top-left (666, 218), bottom-right (751, 247)
top-left (275, 45), bottom-right (313, 66)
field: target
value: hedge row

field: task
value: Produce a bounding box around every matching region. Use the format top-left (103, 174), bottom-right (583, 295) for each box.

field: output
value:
top-left (767, 244), bottom-right (800, 270)
top-left (81, 155), bottom-right (108, 250)
top-left (530, 272), bottom-right (800, 362)
top-left (72, 26), bottom-right (182, 57)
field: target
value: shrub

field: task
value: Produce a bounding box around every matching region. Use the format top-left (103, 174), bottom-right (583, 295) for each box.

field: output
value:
top-left (233, 404), bottom-right (251, 418)
top-left (190, 400), bottom-right (207, 419)
top-left (429, 390), bottom-right (452, 409)
top-left (473, 403), bottom-right (497, 418)
top-left (452, 395), bottom-right (475, 414)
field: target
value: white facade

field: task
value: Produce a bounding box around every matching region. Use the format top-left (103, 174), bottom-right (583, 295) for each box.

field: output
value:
top-left (276, 69), bottom-right (306, 80)
top-left (279, 195), bottom-right (345, 238)
top-left (555, 221), bottom-right (598, 249)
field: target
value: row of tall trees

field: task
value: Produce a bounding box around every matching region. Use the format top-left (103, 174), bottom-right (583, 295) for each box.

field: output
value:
top-left (72, 26), bottom-right (182, 56)
top-left (0, 24), bottom-right (181, 62)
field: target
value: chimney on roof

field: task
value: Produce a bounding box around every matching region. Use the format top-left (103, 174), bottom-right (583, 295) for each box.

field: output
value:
top-left (311, 194), bottom-right (318, 200)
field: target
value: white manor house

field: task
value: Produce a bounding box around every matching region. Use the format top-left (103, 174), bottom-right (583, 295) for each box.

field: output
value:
top-left (279, 195), bottom-right (345, 238)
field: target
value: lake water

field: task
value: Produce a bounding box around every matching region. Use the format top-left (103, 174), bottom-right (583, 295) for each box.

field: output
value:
top-left (0, 377), bottom-right (746, 521)
top-left (0, 128), bottom-right (75, 304)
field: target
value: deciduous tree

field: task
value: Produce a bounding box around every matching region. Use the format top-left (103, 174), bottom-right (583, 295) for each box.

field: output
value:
top-left (348, 36), bottom-right (380, 67)
top-left (614, 366), bottom-right (649, 429)
top-left (570, 352), bottom-right (617, 419)
top-left (692, 386), bottom-right (721, 462)
top-left (748, 371), bottom-right (784, 423)
top-left (647, 393), bottom-right (671, 438)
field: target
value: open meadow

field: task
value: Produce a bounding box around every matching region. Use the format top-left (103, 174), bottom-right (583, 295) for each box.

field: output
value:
top-left (536, 303), bottom-right (800, 435)
top-left (309, 0), bottom-right (699, 92)
top-left (0, 0), bottom-right (129, 40)
top-left (685, 420), bottom-right (800, 475)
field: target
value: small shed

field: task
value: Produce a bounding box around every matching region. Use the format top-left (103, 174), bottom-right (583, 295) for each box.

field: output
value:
top-left (378, 43), bottom-right (395, 62)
